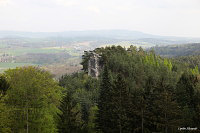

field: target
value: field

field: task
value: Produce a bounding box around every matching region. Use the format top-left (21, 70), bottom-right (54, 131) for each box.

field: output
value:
top-left (0, 38), bottom-right (85, 77)
top-left (0, 36), bottom-right (172, 77)
top-left (2, 47), bottom-right (70, 56)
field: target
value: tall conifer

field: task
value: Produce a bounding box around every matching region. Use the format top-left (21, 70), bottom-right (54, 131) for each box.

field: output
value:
top-left (96, 65), bottom-right (115, 133)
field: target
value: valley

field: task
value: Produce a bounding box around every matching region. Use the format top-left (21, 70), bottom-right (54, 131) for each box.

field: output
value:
top-left (1, 30), bottom-right (200, 78)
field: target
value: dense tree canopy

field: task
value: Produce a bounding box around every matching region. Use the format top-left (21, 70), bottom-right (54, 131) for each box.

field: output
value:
top-left (0, 66), bottom-right (62, 133)
top-left (0, 45), bottom-right (200, 133)
top-left (81, 45), bottom-right (200, 132)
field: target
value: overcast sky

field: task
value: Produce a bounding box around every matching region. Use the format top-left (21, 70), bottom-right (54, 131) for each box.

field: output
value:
top-left (0, 0), bottom-right (200, 37)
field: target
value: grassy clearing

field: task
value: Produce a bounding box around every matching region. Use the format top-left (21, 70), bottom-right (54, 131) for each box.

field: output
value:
top-left (43, 47), bottom-right (81, 56)
top-left (0, 44), bottom-right (8, 48)
top-left (43, 47), bottom-right (72, 50)
top-left (0, 48), bottom-right (63, 56)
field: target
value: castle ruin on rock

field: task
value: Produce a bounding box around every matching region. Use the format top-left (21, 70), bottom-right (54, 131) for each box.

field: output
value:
top-left (87, 51), bottom-right (102, 78)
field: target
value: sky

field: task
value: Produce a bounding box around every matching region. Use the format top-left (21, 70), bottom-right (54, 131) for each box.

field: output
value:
top-left (0, 0), bottom-right (200, 37)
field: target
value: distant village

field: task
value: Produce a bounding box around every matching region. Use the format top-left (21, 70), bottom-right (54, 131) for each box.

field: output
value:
top-left (0, 53), bottom-right (14, 63)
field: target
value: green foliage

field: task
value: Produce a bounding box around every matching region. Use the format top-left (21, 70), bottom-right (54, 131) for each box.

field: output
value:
top-left (87, 105), bottom-right (98, 133)
top-left (0, 75), bottom-right (12, 132)
top-left (191, 65), bottom-right (199, 75)
top-left (81, 51), bottom-right (91, 72)
top-left (112, 73), bottom-right (133, 133)
top-left (58, 92), bottom-right (82, 133)
top-left (1, 66), bottom-right (62, 133)
top-left (0, 101), bottom-right (12, 133)
top-left (96, 65), bottom-right (116, 133)
top-left (0, 75), bottom-right (10, 99)
top-left (152, 43), bottom-right (200, 57)
top-left (83, 45), bottom-right (200, 132)
top-left (58, 72), bottom-right (99, 133)
top-left (176, 72), bottom-right (200, 127)
top-left (1, 45), bottom-right (200, 133)
top-left (164, 58), bottom-right (173, 71)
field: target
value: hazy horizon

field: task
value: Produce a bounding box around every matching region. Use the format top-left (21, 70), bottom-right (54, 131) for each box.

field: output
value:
top-left (0, 0), bottom-right (200, 37)
top-left (0, 29), bottom-right (200, 39)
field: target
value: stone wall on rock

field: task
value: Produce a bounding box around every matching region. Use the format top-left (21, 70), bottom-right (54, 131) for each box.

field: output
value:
top-left (88, 52), bottom-right (102, 78)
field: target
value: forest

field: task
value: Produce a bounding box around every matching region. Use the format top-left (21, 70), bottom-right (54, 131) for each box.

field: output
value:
top-left (151, 43), bottom-right (200, 57)
top-left (0, 45), bottom-right (200, 133)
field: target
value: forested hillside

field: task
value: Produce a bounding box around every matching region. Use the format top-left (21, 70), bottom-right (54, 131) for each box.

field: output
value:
top-left (152, 43), bottom-right (200, 57)
top-left (152, 43), bottom-right (200, 74)
top-left (0, 45), bottom-right (200, 132)
top-left (80, 46), bottom-right (200, 132)
top-left (1, 31), bottom-right (199, 77)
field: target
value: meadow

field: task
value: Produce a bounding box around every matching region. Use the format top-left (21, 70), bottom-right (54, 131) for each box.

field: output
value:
top-left (0, 39), bottom-right (83, 77)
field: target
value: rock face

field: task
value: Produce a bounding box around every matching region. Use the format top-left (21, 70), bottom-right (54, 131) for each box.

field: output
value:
top-left (88, 52), bottom-right (102, 78)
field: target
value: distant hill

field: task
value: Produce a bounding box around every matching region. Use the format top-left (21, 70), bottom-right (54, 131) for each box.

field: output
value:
top-left (152, 43), bottom-right (200, 57)
top-left (0, 30), bottom-right (160, 39)
top-left (1, 30), bottom-right (200, 49)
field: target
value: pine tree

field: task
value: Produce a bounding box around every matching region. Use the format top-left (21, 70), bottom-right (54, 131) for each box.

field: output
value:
top-left (112, 73), bottom-right (133, 133)
top-left (96, 65), bottom-right (115, 133)
top-left (0, 75), bottom-right (10, 99)
top-left (0, 75), bottom-right (12, 133)
top-left (81, 102), bottom-right (90, 132)
top-left (176, 72), bottom-right (199, 127)
top-left (152, 90), bottom-right (181, 133)
top-left (58, 92), bottom-right (82, 133)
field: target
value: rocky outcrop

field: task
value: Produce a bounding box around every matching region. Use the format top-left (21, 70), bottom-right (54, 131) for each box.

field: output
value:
top-left (88, 52), bottom-right (102, 78)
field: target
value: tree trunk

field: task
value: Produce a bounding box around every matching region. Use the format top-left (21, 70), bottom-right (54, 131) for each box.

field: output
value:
top-left (141, 108), bottom-right (144, 133)
top-left (27, 108), bottom-right (29, 133)
top-left (165, 113), bottom-right (167, 133)
top-left (119, 89), bottom-right (122, 133)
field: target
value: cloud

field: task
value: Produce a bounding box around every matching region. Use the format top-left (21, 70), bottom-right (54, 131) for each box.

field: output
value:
top-left (0, 0), bottom-right (11, 6)
top-left (86, 6), bottom-right (101, 14)
top-left (0, 0), bottom-right (200, 37)
top-left (148, 0), bottom-right (200, 9)
top-left (52, 0), bottom-right (78, 7)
